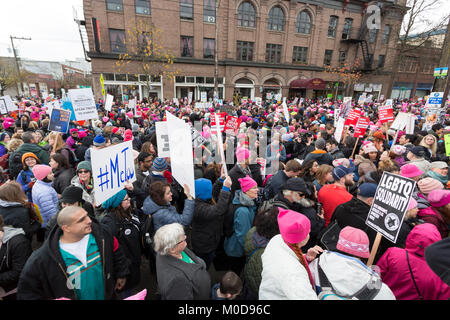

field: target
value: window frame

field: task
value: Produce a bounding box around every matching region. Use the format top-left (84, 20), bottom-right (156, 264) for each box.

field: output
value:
top-left (268, 6), bottom-right (285, 32)
top-left (180, 35), bottom-right (194, 57)
top-left (106, 0), bottom-right (123, 12)
top-left (324, 49), bottom-right (333, 66)
top-left (377, 54), bottom-right (385, 68)
top-left (296, 11), bottom-right (311, 34)
top-left (203, 0), bottom-right (216, 23)
top-left (203, 38), bottom-right (215, 59)
top-left (382, 25), bottom-right (391, 44)
top-left (135, 0), bottom-right (151, 15)
top-left (237, 1), bottom-right (256, 28)
top-left (328, 16), bottom-right (338, 38)
top-left (109, 28), bottom-right (126, 53)
top-left (180, 0), bottom-right (194, 20)
top-left (236, 41), bottom-right (254, 61)
top-left (342, 18), bottom-right (353, 39)
top-left (292, 46), bottom-right (308, 64)
top-left (265, 43), bottom-right (282, 64)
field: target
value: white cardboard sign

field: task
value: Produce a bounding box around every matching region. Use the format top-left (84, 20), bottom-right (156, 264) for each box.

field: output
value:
top-left (155, 121), bottom-right (170, 157)
top-left (68, 88), bottom-right (98, 121)
top-left (105, 94), bottom-right (114, 111)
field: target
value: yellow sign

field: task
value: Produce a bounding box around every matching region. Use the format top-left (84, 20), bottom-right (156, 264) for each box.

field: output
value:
top-left (445, 134), bottom-right (450, 157)
top-left (100, 74), bottom-right (105, 97)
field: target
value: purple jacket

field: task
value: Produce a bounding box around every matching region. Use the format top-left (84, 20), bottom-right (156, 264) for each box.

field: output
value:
top-left (377, 223), bottom-right (450, 300)
top-left (66, 136), bottom-right (76, 151)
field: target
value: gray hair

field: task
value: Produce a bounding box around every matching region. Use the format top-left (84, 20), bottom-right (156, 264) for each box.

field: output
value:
top-left (153, 223), bottom-right (185, 255)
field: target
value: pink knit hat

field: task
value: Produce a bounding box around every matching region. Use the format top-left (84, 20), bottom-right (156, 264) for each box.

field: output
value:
top-left (2, 121), bottom-right (12, 129)
top-left (236, 147), bottom-right (250, 162)
top-left (32, 165), bottom-right (53, 181)
top-left (78, 130), bottom-right (87, 139)
top-left (238, 176), bottom-right (257, 193)
top-left (417, 177), bottom-right (444, 195)
top-left (124, 129), bottom-right (133, 141)
top-left (400, 164), bottom-right (424, 178)
top-left (427, 189), bottom-right (450, 207)
top-left (277, 208), bottom-right (311, 244)
top-left (336, 226), bottom-right (370, 258)
top-left (407, 197), bottom-right (417, 211)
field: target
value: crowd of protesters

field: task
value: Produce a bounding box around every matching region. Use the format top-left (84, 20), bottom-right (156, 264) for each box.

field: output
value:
top-left (0, 93), bottom-right (449, 301)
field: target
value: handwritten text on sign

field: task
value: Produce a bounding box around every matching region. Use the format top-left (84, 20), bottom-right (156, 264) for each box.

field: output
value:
top-left (91, 140), bottom-right (136, 205)
top-left (68, 88), bottom-right (98, 121)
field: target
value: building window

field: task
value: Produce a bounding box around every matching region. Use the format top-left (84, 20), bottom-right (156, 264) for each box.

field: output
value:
top-left (377, 55), bottom-right (385, 68)
top-left (109, 29), bottom-right (126, 53)
top-left (180, 0), bottom-right (193, 20)
top-left (135, 0), bottom-right (150, 15)
top-left (266, 43), bottom-right (282, 64)
top-left (268, 6), bottom-right (284, 31)
top-left (138, 32), bottom-right (152, 55)
top-left (342, 18), bottom-right (353, 39)
top-left (238, 1), bottom-right (256, 28)
top-left (236, 41), bottom-right (254, 61)
top-left (382, 25), bottom-right (391, 44)
top-left (369, 29), bottom-right (378, 43)
top-left (186, 76), bottom-right (195, 83)
top-left (106, 0), bottom-right (123, 12)
top-left (204, 0), bottom-right (216, 23)
top-left (203, 38), bottom-right (215, 59)
top-left (339, 50), bottom-right (346, 65)
top-left (324, 49), bottom-right (333, 66)
top-left (296, 11), bottom-right (311, 34)
top-left (328, 16), bottom-right (338, 38)
top-left (292, 46), bottom-right (308, 64)
top-left (175, 76), bottom-right (185, 83)
top-left (180, 36), bottom-right (194, 57)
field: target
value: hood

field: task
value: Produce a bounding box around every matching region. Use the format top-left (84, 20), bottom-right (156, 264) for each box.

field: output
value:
top-left (0, 198), bottom-right (23, 208)
top-left (2, 226), bottom-right (25, 243)
top-left (416, 193), bottom-right (431, 209)
top-left (20, 143), bottom-right (43, 153)
top-left (195, 178), bottom-right (212, 201)
top-left (252, 230), bottom-right (270, 248)
top-left (232, 190), bottom-right (255, 207)
top-left (354, 155), bottom-right (371, 166)
top-left (142, 196), bottom-right (169, 214)
top-left (405, 223), bottom-right (441, 258)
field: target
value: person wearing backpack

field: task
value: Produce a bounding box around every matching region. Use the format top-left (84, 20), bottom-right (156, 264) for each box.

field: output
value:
top-left (48, 132), bottom-right (77, 167)
top-left (263, 159), bottom-right (302, 201)
top-left (16, 152), bottom-right (40, 202)
top-left (13, 132), bottom-right (49, 166)
top-left (309, 226), bottom-right (395, 300)
top-left (101, 189), bottom-right (143, 298)
top-left (223, 176), bottom-right (258, 276)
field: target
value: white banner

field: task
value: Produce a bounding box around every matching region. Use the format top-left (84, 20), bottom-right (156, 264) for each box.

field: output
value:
top-left (91, 140), bottom-right (136, 205)
top-left (166, 112), bottom-right (195, 198)
top-left (105, 94), bottom-right (114, 111)
top-left (128, 98), bottom-right (136, 110)
top-left (155, 121), bottom-right (170, 157)
top-left (334, 117), bottom-right (346, 143)
top-left (282, 97), bottom-right (290, 123)
top-left (68, 88), bottom-right (98, 121)
top-left (0, 95), bottom-right (17, 114)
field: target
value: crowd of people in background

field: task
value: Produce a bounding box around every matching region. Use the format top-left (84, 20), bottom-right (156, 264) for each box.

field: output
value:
top-left (0, 93), bottom-right (449, 301)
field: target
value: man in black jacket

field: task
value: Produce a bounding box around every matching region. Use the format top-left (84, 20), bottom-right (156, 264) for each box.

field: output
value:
top-left (17, 206), bottom-right (130, 300)
top-left (228, 147), bottom-right (263, 198)
top-left (263, 159), bottom-right (302, 200)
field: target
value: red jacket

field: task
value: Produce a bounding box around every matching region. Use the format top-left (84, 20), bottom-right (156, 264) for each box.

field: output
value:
top-left (317, 183), bottom-right (353, 227)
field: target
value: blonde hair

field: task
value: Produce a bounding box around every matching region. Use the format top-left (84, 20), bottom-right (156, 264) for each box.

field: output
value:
top-left (419, 134), bottom-right (437, 157)
top-left (7, 138), bottom-right (23, 152)
top-left (315, 164), bottom-right (333, 185)
top-left (46, 132), bottom-right (66, 152)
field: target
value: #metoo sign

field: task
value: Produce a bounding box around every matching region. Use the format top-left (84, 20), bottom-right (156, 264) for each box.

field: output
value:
top-left (91, 141), bottom-right (136, 205)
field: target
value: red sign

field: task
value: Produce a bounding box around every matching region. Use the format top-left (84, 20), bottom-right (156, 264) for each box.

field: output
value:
top-left (354, 116), bottom-right (370, 138)
top-left (211, 112), bottom-right (227, 134)
top-left (378, 105), bottom-right (394, 123)
top-left (223, 116), bottom-right (242, 136)
top-left (344, 108), bottom-right (362, 127)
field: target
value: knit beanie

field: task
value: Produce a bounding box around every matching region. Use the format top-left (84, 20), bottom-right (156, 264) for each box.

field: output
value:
top-left (32, 165), bottom-right (52, 181)
top-left (194, 178), bottom-right (212, 201)
top-left (407, 197), bottom-right (418, 211)
top-left (22, 152), bottom-right (39, 164)
top-left (77, 161), bottom-right (92, 172)
top-left (151, 157), bottom-right (168, 172)
top-left (238, 175), bottom-right (257, 193)
top-left (112, 127), bottom-right (119, 134)
top-left (3, 121), bottom-right (12, 130)
top-left (93, 134), bottom-right (106, 147)
top-left (236, 147), bottom-right (250, 163)
top-left (417, 177), bottom-right (444, 195)
top-left (427, 189), bottom-right (450, 208)
top-left (78, 130), bottom-right (87, 139)
top-left (277, 208), bottom-right (311, 244)
top-left (61, 186), bottom-right (83, 204)
top-left (124, 129), bottom-right (133, 142)
top-left (102, 189), bottom-right (127, 210)
top-left (336, 226), bottom-right (370, 258)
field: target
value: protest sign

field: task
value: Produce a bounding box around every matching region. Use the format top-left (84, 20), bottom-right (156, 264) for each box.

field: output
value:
top-left (358, 93), bottom-right (366, 105)
top-left (128, 98), bottom-right (136, 110)
top-left (344, 108), bottom-right (361, 127)
top-left (191, 126), bottom-right (206, 149)
top-left (354, 116), bottom-right (370, 138)
top-left (378, 105), bottom-right (394, 123)
top-left (48, 108), bottom-right (71, 133)
top-left (334, 108), bottom-right (340, 127)
top-left (334, 117), bottom-right (346, 143)
top-left (166, 112), bottom-right (195, 198)
top-left (201, 92), bottom-right (207, 103)
top-left (91, 140), bottom-right (136, 205)
top-left (188, 91), bottom-right (193, 104)
top-left (155, 121), bottom-right (170, 157)
top-left (340, 97), bottom-right (352, 119)
top-left (210, 112), bottom-right (226, 134)
top-left (255, 97), bottom-right (262, 106)
top-left (390, 112), bottom-right (409, 131)
top-left (0, 95), bottom-right (17, 114)
top-left (257, 158), bottom-right (266, 177)
top-left (445, 134), bottom-right (450, 157)
top-left (365, 172), bottom-right (416, 244)
top-left (214, 114), bottom-right (227, 176)
top-left (105, 94), bottom-right (114, 111)
top-left (223, 116), bottom-right (241, 136)
top-left (68, 88), bottom-right (98, 121)
top-left (282, 98), bottom-right (290, 123)
top-left (405, 114), bottom-right (415, 135)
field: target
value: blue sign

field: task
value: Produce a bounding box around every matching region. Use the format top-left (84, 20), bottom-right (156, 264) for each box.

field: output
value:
top-left (61, 100), bottom-right (77, 121)
top-left (428, 92), bottom-right (443, 105)
top-left (48, 108), bottom-right (71, 133)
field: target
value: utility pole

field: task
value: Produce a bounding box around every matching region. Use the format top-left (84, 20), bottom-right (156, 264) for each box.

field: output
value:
top-left (214, 0), bottom-right (221, 102)
top-left (433, 17), bottom-right (450, 109)
top-left (10, 35), bottom-right (32, 96)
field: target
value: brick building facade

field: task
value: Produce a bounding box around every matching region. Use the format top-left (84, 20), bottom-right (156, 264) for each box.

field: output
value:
top-left (83, 0), bottom-right (410, 102)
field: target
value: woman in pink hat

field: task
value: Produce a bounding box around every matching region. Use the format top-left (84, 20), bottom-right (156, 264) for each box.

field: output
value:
top-left (259, 208), bottom-right (321, 300)
top-left (422, 189), bottom-right (450, 239)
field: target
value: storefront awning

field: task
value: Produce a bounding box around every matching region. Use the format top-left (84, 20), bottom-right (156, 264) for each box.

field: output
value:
top-left (290, 78), bottom-right (326, 90)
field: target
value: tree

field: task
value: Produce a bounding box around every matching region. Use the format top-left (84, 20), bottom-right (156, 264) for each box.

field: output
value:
top-left (386, 0), bottom-right (450, 97)
top-left (0, 60), bottom-right (31, 96)
top-left (114, 19), bottom-right (178, 100)
top-left (324, 59), bottom-right (363, 97)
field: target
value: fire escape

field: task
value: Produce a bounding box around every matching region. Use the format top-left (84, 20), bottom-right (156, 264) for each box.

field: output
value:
top-left (74, 8), bottom-right (91, 62)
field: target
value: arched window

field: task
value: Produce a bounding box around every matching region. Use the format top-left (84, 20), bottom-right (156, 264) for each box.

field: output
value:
top-left (268, 6), bottom-right (284, 31)
top-left (296, 11), bottom-right (311, 34)
top-left (238, 1), bottom-right (256, 28)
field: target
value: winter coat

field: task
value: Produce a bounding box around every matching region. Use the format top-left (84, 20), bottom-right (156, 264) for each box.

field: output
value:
top-left (70, 176), bottom-right (96, 205)
top-left (309, 251), bottom-right (395, 300)
top-left (304, 150), bottom-right (333, 166)
top-left (228, 163), bottom-right (263, 197)
top-left (31, 180), bottom-right (58, 228)
top-left (16, 169), bottom-right (35, 202)
top-left (224, 191), bottom-right (256, 258)
top-left (354, 155), bottom-right (377, 182)
top-left (259, 234), bottom-right (318, 300)
top-left (263, 170), bottom-right (288, 201)
top-left (156, 247), bottom-right (211, 300)
top-left (417, 206), bottom-right (448, 239)
top-left (0, 227), bottom-right (33, 293)
top-left (329, 147), bottom-right (345, 160)
top-left (425, 238), bottom-right (450, 286)
top-left (191, 189), bottom-right (231, 255)
top-left (141, 196), bottom-right (195, 233)
top-left (0, 199), bottom-right (40, 239)
top-left (15, 143), bottom-right (49, 165)
top-left (17, 219), bottom-right (130, 300)
top-left (377, 223), bottom-right (450, 300)
top-left (101, 210), bottom-right (142, 290)
top-left (52, 168), bottom-right (75, 195)
top-left (244, 227), bottom-right (270, 298)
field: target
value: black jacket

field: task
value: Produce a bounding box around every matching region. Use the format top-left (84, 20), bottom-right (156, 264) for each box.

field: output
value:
top-left (17, 219), bottom-right (130, 300)
top-left (228, 163), bottom-right (263, 197)
top-left (263, 170), bottom-right (288, 201)
top-left (0, 230), bottom-right (33, 293)
top-left (0, 201), bottom-right (40, 240)
top-left (191, 189), bottom-right (231, 255)
top-left (101, 210), bottom-right (142, 290)
top-left (52, 168), bottom-right (75, 195)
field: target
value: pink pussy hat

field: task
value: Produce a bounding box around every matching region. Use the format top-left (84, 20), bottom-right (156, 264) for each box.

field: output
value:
top-left (400, 163), bottom-right (424, 178)
top-left (235, 147), bottom-right (250, 163)
top-left (336, 226), bottom-right (370, 258)
top-left (238, 175), bottom-right (257, 193)
top-left (407, 197), bottom-right (417, 211)
top-left (277, 208), bottom-right (311, 244)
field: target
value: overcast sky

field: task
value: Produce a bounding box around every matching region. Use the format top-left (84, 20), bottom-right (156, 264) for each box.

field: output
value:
top-left (0, 0), bottom-right (84, 62)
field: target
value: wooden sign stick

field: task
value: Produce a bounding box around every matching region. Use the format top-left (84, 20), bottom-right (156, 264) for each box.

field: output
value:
top-left (367, 232), bottom-right (382, 267)
top-left (350, 137), bottom-right (360, 159)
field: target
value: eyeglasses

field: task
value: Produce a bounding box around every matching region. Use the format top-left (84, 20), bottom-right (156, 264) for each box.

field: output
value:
top-left (176, 235), bottom-right (187, 246)
top-left (78, 170), bottom-right (90, 174)
top-left (297, 192), bottom-right (306, 197)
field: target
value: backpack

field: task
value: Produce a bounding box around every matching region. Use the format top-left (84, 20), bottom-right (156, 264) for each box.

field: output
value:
top-left (140, 213), bottom-right (155, 256)
top-left (61, 147), bottom-right (78, 167)
top-left (223, 203), bottom-right (245, 238)
top-left (258, 198), bottom-right (289, 213)
top-left (8, 151), bottom-right (24, 179)
top-left (316, 255), bottom-right (381, 300)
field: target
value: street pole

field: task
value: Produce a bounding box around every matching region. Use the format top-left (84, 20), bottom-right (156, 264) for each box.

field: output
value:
top-left (10, 35), bottom-right (32, 97)
top-left (214, 0), bottom-right (221, 101)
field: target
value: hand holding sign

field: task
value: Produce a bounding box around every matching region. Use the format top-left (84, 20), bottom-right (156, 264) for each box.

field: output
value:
top-left (183, 184), bottom-right (193, 200)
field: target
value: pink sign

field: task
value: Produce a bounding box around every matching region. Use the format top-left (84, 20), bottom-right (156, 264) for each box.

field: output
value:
top-left (210, 112), bottom-right (227, 134)
top-left (344, 108), bottom-right (362, 127)
top-left (223, 116), bottom-right (242, 136)
top-left (354, 116), bottom-right (370, 138)
top-left (378, 105), bottom-right (394, 123)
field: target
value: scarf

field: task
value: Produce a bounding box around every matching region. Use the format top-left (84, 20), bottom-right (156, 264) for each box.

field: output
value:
top-left (252, 230), bottom-right (269, 248)
top-left (80, 178), bottom-right (93, 193)
top-left (238, 191), bottom-right (255, 207)
top-left (286, 242), bottom-right (315, 290)
top-left (426, 170), bottom-right (448, 184)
